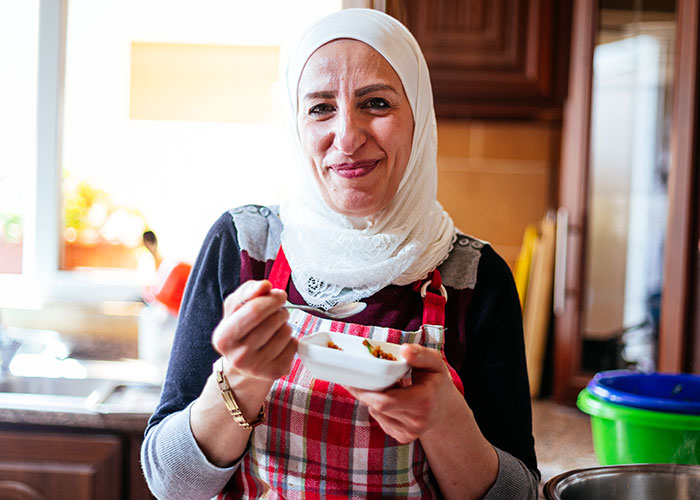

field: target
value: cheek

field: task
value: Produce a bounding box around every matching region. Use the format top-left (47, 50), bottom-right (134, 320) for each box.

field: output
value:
top-left (383, 122), bottom-right (412, 196)
top-left (383, 120), bottom-right (412, 166)
top-left (299, 123), bottom-right (332, 161)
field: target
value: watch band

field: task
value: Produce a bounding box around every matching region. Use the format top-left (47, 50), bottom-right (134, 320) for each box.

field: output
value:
top-left (213, 357), bottom-right (265, 429)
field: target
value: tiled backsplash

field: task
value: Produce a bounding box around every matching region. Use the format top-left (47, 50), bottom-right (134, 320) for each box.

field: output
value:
top-left (437, 120), bottom-right (560, 270)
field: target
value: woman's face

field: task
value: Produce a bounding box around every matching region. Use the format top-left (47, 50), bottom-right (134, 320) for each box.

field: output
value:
top-left (297, 39), bottom-right (414, 218)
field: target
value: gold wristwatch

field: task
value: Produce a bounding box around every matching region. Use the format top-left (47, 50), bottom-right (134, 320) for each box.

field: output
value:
top-left (213, 357), bottom-right (265, 429)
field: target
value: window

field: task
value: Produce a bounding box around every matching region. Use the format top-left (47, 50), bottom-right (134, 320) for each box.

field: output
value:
top-left (0, 0), bottom-right (342, 307)
top-left (0, 0), bottom-right (39, 275)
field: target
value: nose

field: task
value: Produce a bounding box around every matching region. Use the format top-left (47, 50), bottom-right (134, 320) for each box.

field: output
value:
top-left (332, 108), bottom-right (366, 155)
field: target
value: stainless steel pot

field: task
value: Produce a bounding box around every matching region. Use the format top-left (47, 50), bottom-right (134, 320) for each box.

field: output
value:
top-left (543, 464), bottom-right (700, 500)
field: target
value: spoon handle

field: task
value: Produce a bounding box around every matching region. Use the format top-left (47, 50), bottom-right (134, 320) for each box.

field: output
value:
top-left (283, 303), bottom-right (316, 313)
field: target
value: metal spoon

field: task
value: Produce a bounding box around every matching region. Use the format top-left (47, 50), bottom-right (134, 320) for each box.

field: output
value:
top-left (284, 301), bottom-right (366, 319)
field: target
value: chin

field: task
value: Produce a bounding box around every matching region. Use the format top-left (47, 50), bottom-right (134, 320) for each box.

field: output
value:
top-left (329, 200), bottom-right (381, 218)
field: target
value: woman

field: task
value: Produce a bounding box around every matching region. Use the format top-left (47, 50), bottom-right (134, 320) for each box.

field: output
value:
top-left (142, 8), bottom-right (539, 500)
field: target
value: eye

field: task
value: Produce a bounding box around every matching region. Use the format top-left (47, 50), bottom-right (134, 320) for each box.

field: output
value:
top-left (362, 97), bottom-right (391, 111)
top-left (307, 103), bottom-right (335, 116)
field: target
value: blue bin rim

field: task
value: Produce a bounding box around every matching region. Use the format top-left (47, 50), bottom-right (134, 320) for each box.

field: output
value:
top-left (577, 389), bottom-right (700, 429)
top-left (587, 370), bottom-right (700, 415)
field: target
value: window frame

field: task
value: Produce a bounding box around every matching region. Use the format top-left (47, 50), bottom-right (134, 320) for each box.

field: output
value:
top-left (0, 0), bottom-right (144, 308)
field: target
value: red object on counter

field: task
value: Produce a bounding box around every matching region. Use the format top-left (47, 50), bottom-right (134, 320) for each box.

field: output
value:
top-left (155, 262), bottom-right (192, 316)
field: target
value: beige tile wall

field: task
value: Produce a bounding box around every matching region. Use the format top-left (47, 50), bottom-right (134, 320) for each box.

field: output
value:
top-left (436, 120), bottom-right (560, 270)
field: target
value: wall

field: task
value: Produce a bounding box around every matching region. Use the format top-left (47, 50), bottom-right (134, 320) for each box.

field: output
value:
top-left (436, 119), bottom-right (560, 270)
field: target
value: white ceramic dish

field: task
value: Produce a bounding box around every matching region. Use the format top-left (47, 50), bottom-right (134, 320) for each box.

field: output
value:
top-left (297, 331), bottom-right (411, 391)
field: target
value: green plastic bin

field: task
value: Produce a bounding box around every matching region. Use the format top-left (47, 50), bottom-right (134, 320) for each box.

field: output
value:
top-left (577, 389), bottom-right (700, 465)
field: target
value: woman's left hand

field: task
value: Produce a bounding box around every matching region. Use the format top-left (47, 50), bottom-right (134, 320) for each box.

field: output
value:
top-left (343, 343), bottom-right (462, 444)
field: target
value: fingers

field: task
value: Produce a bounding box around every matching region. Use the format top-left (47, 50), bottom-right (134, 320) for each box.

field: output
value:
top-left (399, 343), bottom-right (445, 371)
top-left (222, 293), bottom-right (289, 346)
top-left (214, 320), bottom-right (296, 381)
top-left (213, 285), bottom-right (287, 353)
top-left (212, 280), bottom-right (297, 381)
top-left (366, 408), bottom-right (419, 444)
top-left (345, 386), bottom-right (429, 444)
top-left (227, 318), bottom-right (293, 368)
top-left (269, 335), bottom-right (300, 378)
top-left (346, 384), bottom-right (431, 417)
top-left (229, 333), bottom-right (298, 380)
top-left (343, 347), bottom-right (455, 441)
top-left (222, 280), bottom-right (274, 317)
top-left (237, 308), bottom-right (291, 351)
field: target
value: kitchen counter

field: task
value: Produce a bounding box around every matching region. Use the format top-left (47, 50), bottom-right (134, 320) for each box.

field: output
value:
top-left (0, 405), bottom-right (151, 433)
top-left (533, 399), bottom-right (599, 496)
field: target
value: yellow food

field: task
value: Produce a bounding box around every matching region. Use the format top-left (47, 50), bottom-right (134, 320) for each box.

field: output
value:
top-left (327, 341), bottom-right (343, 350)
top-left (362, 339), bottom-right (397, 360)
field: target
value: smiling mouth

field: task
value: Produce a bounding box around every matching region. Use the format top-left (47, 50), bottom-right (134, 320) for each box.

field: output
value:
top-left (328, 160), bottom-right (379, 178)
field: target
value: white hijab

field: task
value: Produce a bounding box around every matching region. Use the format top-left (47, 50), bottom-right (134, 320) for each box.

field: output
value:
top-left (279, 8), bottom-right (456, 309)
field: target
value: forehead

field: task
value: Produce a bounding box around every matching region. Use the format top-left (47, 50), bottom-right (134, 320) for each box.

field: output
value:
top-left (298, 39), bottom-right (403, 93)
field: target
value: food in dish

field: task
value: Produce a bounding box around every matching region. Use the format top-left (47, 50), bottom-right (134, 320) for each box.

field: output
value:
top-left (362, 339), bottom-right (397, 360)
top-left (298, 331), bottom-right (410, 391)
top-left (326, 338), bottom-right (398, 360)
top-left (327, 341), bottom-right (343, 350)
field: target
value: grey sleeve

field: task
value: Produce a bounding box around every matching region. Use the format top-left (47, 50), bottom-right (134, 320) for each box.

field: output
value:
top-left (141, 403), bottom-right (244, 500)
top-left (482, 447), bottom-right (540, 500)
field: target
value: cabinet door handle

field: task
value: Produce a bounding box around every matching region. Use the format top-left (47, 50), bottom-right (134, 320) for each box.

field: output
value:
top-left (553, 208), bottom-right (568, 316)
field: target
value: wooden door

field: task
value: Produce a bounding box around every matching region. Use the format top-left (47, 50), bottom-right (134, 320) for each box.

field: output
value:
top-left (658, 0), bottom-right (700, 375)
top-left (554, 0), bottom-right (700, 404)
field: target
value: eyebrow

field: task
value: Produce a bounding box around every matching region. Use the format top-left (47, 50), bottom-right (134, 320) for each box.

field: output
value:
top-left (356, 84), bottom-right (399, 97)
top-left (302, 83), bottom-right (400, 101)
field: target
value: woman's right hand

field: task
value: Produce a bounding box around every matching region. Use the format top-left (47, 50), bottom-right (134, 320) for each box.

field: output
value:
top-left (212, 280), bottom-right (298, 381)
top-left (191, 280), bottom-right (295, 467)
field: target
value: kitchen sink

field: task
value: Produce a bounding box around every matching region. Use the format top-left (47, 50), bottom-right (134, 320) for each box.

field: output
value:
top-left (0, 373), bottom-right (162, 414)
top-left (0, 326), bottom-right (162, 414)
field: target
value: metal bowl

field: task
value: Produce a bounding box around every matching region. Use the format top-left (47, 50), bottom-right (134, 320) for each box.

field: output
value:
top-left (544, 464), bottom-right (700, 500)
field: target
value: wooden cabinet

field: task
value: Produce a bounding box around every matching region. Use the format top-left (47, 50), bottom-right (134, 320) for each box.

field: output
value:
top-left (0, 431), bottom-right (120, 500)
top-left (387, 0), bottom-right (572, 119)
top-left (0, 428), bottom-right (154, 500)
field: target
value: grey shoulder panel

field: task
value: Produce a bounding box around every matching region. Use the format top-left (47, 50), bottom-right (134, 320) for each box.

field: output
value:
top-left (439, 233), bottom-right (485, 290)
top-left (228, 205), bottom-right (282, 262)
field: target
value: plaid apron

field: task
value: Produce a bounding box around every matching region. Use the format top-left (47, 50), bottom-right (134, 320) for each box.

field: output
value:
top-left (221, 248), bottom-right (464, 499)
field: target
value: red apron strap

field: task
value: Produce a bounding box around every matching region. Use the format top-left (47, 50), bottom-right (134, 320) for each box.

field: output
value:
top-left (417, 269), bottom-right (447, 326)
top-left (268, 246), bottom-right (291, 290)
top-left (415, 269), bottom-right (463, 393)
